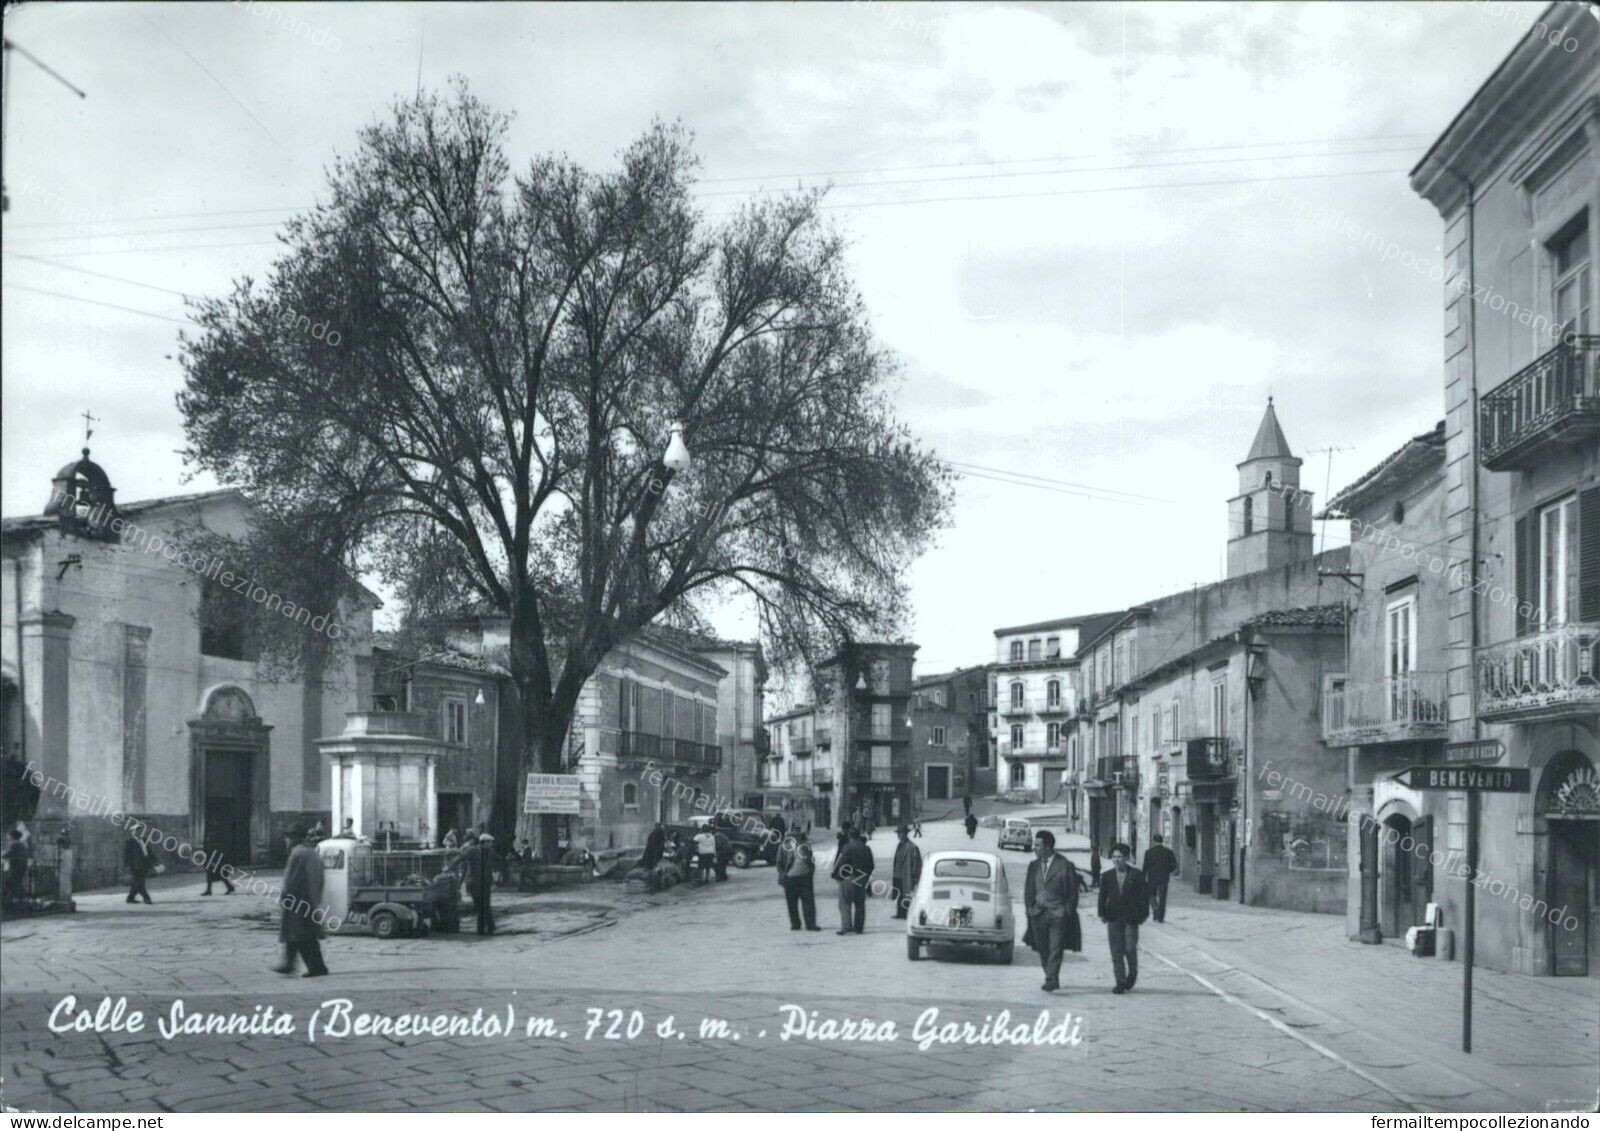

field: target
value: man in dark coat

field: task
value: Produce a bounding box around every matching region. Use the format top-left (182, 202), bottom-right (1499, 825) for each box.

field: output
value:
top-left (274, 827), bottom-right (329, 976)
top-left (777, 834), bottom-right (821, 931)
top-left (712, 827), bottom-right (732, 881)
top-left (964, 812), bottom-right (979, 840)
top-left (767, 813), bottom-right (787, 837)
top-left (1024, 830), bottom-right (1081, 992)
top-left (3, 829), bottom-right (30, 909)
top-left (962, 792), bottom-right (973, 817)
top-left (830, 830), bottom-right (875, 935)
top-left (889, 825), bottom-right (922, 919)
top-left (465, 833), bottom-right (497, 935)
top-left (123, 833), bottom-right (155, 904)
top-left (201, 836), bottom-right (236, 896)
top-left (641, 823), bottom-right (666, 870)
top-left (1141, 833), bottom-right (1179, 923)
top-left (1097, 842), bottom-right (1149, 993)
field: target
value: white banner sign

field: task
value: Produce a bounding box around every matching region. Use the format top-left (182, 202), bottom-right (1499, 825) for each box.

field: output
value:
top-left (523, 773), bottom-right (581, 814)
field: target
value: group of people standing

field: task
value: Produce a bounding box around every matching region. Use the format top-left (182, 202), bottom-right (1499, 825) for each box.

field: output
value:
top-left (1022, 831), bottom-right (1179, 994)
top-left (639, 821), bottom-right (733, 884)
top-left (771, 821), bottom-right (922, 936)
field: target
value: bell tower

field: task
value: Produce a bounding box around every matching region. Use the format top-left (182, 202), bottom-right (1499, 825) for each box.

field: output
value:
top-left (1226, 398), bottom-right (1312, 577)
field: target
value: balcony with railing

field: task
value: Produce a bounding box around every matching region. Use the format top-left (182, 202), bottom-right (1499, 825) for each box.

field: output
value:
top-left (998, 739), bottom-right (1065, 762)
top-left (619, 730), bottom-right (721, 766)
top-left (1089, 755), bottom-right (1137, 789)
top-left (849, 762), bottom-right (911, 784)
top-left (1479, 335), bottom-right (1600, 470)
top-left (788, 735), bottom-right (813, 757)
top-left (999, 695), bottom-right (1071, 718)
top-left (1322, 672), bottom-right (1448, 746)
top-left (815, 725), bottom-right (832, 746)
top-left (1476, 623), bottom-right (1600, 724)
top-left (1185, 737), bottom-right (1236, 779)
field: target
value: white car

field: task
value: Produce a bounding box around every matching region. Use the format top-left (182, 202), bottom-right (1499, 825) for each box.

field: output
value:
top-left (906, 850), bottom-right (1015, 964)
top-left (998, 817), bottom-right (1033, 851)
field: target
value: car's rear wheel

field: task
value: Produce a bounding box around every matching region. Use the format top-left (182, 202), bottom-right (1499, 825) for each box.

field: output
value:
top-left (907, 935), bottom-right (923, 961)
top-left (370, 910), bottom-right (400, 940)
top-left (996, 941), bottom-right (1014, 964)
top-left (733, 848), bottom-right (751, 869)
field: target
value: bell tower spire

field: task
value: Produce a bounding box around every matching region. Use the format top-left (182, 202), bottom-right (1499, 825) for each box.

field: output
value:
top-left (1226, 399), bottom-right (1312, 577)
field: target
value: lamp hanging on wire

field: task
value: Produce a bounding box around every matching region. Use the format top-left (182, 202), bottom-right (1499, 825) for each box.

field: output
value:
top-left (663, 421), bottom-right (691, 471)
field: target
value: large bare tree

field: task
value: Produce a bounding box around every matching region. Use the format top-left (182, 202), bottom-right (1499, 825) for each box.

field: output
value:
top-left (177, 82), bottom-right (951, 853)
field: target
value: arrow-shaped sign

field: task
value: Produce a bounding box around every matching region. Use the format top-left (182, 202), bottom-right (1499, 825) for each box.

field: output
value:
top-left (1392, 765), bottom-right (1530, 793)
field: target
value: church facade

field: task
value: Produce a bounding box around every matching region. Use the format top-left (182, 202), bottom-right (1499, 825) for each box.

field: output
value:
top-left (1, 451), bottom-right (376, 887)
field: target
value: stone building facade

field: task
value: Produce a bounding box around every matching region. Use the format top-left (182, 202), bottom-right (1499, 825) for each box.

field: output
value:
top-left (1, 456), bottom-right (375, 887)
top-left (1403, 7), bottom-right (1599, 975)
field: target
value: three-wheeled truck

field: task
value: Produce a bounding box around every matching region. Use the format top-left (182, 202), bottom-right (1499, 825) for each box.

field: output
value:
top-left (318, 839), bottom-right (463, 938)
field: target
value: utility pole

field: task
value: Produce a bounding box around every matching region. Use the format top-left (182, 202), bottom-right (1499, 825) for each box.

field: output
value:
top-left (1307, 445), bottom-right (1353, 556)
top-left (2, 38), bottom-right (89, 213)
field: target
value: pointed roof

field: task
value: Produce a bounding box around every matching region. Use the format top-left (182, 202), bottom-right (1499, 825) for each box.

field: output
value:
top-left (1243, 398), bottom-right (1293, 462)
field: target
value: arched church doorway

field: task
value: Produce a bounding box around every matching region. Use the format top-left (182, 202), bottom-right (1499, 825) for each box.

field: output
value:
top-left (1540, 751), bottom-right (1600, 977)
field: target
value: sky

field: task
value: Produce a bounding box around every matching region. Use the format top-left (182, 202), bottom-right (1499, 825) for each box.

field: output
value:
top-left (0, 1), bottom-right (1556, 688)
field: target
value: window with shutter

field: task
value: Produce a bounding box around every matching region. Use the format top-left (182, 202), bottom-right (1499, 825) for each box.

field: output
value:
top-left (1580, 487), bottom-right (1600, 623)
top-left (1515, 514), bottom-right (1533, 637)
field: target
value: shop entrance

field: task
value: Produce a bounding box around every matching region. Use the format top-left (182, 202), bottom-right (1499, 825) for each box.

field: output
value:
top-left (1381, 812), bottom-right (1412, 938)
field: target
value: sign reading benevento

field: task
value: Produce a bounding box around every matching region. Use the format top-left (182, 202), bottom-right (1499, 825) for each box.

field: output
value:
top-left (523, 773), bottom-right (582, 814)
top-left (1392, 765), bottom-right (1530, 793)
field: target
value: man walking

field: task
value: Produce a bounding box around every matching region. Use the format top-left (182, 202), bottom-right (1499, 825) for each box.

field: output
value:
top-left (123, 832), bottom-right (155, 904)
top-left (1024, 830), bottom-right (1081, 992)
top-left (274, 826), bottom-right (329, 977)
top-left (831, 829), bottom-right (874, 935)
top-left (963, 812), bottom-right (978, 840)
top-left (1097, 843), bottom-right (1149, 993)
top-left (466, 833), bottom-right (497, 935)
top-left (1141, 833), bottom-right (1178, 923)
top-left (889, 825), bottom-right (922, 919)
top-left (962, 792), bottom-right (973, 817)
top-left (777, 834), bottom-right (821, 931)
top-left (201, 836), bottom-right (236, 896)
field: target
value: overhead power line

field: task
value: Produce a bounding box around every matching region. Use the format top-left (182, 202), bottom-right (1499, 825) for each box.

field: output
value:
top-left (4, 282), bottom-right (198, 325)
top-left (3, 249), bottom-right (197, 296)
top-left (694, 131), bottom-right (1434, 184)
top-left (692, 144), bottom-right (1423, 199)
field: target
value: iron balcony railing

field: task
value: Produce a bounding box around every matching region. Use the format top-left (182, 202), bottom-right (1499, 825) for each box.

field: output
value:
top-left (1184, 738), bottom-right (1235, 779)
top-left (1479, 335), bottom-right (1600, 470)
top-left (620, 731), bottom-right (721, 766)
top-left (815, 726), bottom-right (832, 745)
top-left (998, 696), bottom-right (1071, 717)
top-left (1322, 672), bottom-right (1448, 746)
top-left (998, 740), bottom-right (1065, 761)
top-left (1091, 754), bottom-right (1136, 784)
top-left (788, 736), bottom-right (812, 757)
top-left (1477, 623), bottom-right (1600, 724)
top-left (849, 763), bottom-right (910, 784)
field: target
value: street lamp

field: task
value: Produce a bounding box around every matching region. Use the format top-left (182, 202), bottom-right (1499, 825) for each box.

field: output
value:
top-left (663, 422), bottom-right (691, 471)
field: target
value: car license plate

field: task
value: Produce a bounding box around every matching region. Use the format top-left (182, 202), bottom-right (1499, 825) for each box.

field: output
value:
top-left (950, 908), bottom-right (971, 928)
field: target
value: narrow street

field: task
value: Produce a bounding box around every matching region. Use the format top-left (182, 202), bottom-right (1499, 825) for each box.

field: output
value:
top-left (3, 816), bottom-right (1593, 1112)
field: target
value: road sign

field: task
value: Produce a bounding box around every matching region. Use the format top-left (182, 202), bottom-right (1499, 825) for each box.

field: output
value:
top-left (1393, 765), bottom-right (1529, 793)
top-left (1444, 740), bottom-right (1505, 764)
top-left (523, 773), bottom-right (581, 814)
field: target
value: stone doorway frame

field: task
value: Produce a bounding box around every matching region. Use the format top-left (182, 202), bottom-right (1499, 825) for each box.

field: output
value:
top-left (187, 685), bottom-right (272, 865)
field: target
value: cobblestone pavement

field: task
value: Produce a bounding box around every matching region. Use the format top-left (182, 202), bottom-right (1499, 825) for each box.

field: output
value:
top-left (1, 820), bottom-right (1593, 1112)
